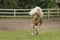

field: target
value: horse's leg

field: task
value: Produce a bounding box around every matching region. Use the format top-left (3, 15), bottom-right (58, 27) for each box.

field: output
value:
top-left (40, 18), bottom-right (42, 25)
top-left (32, 24), bottom-right (35, 36)
top-left (35, 24), bottom-right (40, 34)
top-left (36, 18), bottom-right (42, 34)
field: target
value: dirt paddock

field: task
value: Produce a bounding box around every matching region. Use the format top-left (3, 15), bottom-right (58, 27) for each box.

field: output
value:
top-left (0, 18), bottom-right (60, 31)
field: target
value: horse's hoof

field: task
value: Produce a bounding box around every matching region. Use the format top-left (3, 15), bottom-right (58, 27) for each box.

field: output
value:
top-left (36, 32), bottom-right (39, 34)
top-left (35, 32), bottom-right (39, 35)
top-left (32, 36), bottom-right (34, 37)
top-left (32, 34), bottom-right (34, 37)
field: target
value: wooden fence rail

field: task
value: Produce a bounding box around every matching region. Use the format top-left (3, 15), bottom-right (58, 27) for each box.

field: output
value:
top-left (0, 9), bottom-right (60, 18)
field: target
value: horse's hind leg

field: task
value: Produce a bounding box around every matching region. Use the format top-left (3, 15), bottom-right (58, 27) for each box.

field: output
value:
top-left (35, 18), bottom-right (42, 34)
top-left (35, 25), bottom-right (40, 35)
top-left (40, 18), bottom-right (42, 25)
top-left (32, 24), bottom-right (35, 36)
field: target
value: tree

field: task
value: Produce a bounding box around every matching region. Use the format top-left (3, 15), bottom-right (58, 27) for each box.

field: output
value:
top-left (0, 0), bottom-right (19, 9)
top-left (0, 0), bottom-right (59, 9)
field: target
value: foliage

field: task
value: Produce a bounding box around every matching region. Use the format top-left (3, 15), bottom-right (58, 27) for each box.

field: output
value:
top-left (0, 0), bottom-right (59, 9)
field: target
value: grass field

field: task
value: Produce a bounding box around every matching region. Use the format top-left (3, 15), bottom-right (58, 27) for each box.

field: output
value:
top-left (0, 30), bottom-right (60, 40)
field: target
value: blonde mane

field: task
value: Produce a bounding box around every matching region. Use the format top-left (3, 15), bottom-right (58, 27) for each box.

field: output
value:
top-left (29, 7), bottom-right (43, 18)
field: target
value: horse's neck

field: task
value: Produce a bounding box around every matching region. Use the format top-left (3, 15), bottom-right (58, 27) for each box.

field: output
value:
top-left (34, 13), bottom-right (40, 19)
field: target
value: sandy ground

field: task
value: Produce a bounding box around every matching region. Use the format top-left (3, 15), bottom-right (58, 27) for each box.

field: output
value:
top-left (0, 18), bottom-right (60, 31)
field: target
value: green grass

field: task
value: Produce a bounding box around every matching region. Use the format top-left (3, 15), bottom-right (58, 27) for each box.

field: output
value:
top-left (0, 30), bottom-right (60, 40)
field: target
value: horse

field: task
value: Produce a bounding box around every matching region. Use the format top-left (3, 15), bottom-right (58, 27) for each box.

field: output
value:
top-left (29, 7), bottom-right (43, 36)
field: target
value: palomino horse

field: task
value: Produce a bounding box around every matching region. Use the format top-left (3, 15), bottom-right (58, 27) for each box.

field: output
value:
top-left (29, 7), bottom-right (43, 36)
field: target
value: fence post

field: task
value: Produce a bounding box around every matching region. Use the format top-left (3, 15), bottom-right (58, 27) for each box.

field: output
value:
top-left (14, 9), bottom-right (16, 18)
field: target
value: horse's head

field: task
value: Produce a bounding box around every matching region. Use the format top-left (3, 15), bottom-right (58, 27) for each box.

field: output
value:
top-left (29, 6), bottom-right (43, 18)
top-left (29, 9), bottom-right (37, 16)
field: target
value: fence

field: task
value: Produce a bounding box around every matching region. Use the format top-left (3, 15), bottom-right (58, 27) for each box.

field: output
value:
top-left (0, 9), bottom-right (60, 18)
